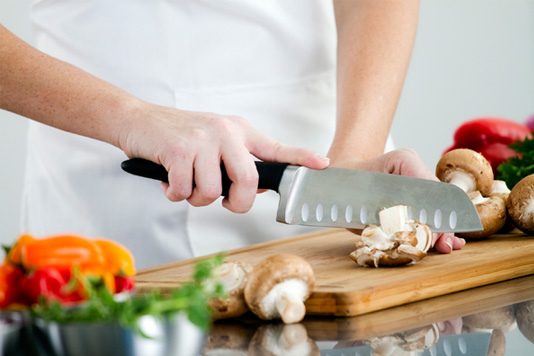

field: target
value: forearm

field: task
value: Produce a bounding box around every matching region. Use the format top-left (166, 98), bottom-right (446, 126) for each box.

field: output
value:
top-left (329, 0), bottom-right (419, 162)
top-left (0, 25), bottom-right (141, 149)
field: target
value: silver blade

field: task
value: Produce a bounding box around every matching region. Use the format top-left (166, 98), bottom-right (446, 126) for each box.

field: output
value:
top-left (276, 166), bottom-right (482, 233)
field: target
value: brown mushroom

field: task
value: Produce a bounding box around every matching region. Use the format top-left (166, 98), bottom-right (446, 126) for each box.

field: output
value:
top-left (456, 191), bottom-right (507, 239)
top-left (506, 174), bottom-right (534, 234)
top-left (487, 329), bottom-right (506, 356)
top-left (462, 305), bottom-right (516, 332)
top-left (350, 205), bottom-right (433, 267)
top-left (515, 300), bottom-right (534, 344)
top-left (202, 321), bottom-right (255, 356)
top-left (209, 261), bottom-right (253, 320)
top-left (248, 323), bottom-right (319, 356)
top-left (436, 148), bottom-right (494, 196)
top-left (244, 254), bottom-right (315, 324)
top-left (489, 180), bottom-right (515, 233)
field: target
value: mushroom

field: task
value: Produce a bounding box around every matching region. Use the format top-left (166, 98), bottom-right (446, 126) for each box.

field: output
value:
top-left (435, 148), bottom-right (494, 196)
top-left (366, 324), bottom-right (440, 356)
top-left (487, 329), bottom-right (506, 356)
top-left (350, 205), bottom-right (433, 267)
top-left (202, 321), bottom-right (255, 356)
top-left (244, 254), bottom-right (315, 324)
top-left (209, 261), bottom-right (253, 320)
top-left (506, 174), bottom-right (534, 234)
top-left (436, 149), bottom-right (508, 239)
top-left (248, 323), bottom-right (320, 356)
top-left (515, 300), bottom-right (534, 344)
top-left (456, 191), bottom-right (507, 239)
top-left (462, 305), bottom-right (516, 332)
top-left (490, 180), bottom-right (515, 233)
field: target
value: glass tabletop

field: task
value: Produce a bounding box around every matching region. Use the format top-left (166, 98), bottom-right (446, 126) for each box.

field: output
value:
top-left (202, 275), bottom-right (534, 355)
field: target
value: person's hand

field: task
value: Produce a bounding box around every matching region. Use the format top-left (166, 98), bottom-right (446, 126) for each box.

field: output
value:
top-left (119, 103), bottom-right (330, 213)
top-left (329, 148), bottom-right (466, 253)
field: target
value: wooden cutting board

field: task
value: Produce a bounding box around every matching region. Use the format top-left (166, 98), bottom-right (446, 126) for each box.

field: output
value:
top-left (135, 229), bottom-right (534, 317)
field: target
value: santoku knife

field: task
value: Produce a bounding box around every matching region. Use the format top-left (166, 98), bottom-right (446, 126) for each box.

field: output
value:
top-left (121, 159), bottom-right (482, 233)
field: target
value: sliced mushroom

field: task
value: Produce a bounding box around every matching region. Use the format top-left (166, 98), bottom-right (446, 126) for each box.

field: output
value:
top-left (209, 261), bottom-right (253, 319)
top-left (350, 205), bottom-right (433, 267)
top-left (366, 324), bottom-right (440, 356)
top-left (244, 254), bottom-right (315, 324)
top-left (248, 323), bottom-right (319, 356)
top-left (506, 174), bottom-right (534, 234)
top-left (456, 191), bottom-right (507, 239)
top-left (436, 148), bottom-right (494, 195)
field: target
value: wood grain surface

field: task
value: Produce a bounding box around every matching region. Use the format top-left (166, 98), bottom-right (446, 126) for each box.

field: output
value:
top-left (135, 229), bottom-right (534, 317)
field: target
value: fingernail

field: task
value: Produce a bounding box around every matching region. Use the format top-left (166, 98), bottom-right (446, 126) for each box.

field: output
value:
top-left (460, 238), bottom-right (466, 247)
top-left (445, 237), bottom-right (453, 252)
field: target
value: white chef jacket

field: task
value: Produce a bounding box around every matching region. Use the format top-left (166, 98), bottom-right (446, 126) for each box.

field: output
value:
top-left (23, 0), bottom-right (394, 268)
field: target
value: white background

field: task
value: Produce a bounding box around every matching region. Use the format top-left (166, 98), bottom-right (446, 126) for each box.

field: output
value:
top-left (1, 1), bottom-right (533, 238)
top-left (1, 1), bottom-right (533, 354)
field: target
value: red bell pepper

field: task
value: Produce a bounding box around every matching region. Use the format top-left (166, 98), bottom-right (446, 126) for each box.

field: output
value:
top-left (19, 267), bottom-right (84, 305)
top-left (444, 117), bottom-right (532, 176)
top-left (0, 263), bottom-right (24, 308)
top-left (114, 275), bottom-right (135, 293)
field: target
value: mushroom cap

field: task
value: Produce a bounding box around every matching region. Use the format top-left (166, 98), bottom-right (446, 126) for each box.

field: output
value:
top-left (457, 192), bottom-right (507, 239)
top-left (515, 300), bottom-right (534, 343)
top-left (462, 305), bottom-right (516, 330)
top-left (506, 174), bottom-right (534, 234)
top-left (435, 149), bottom-right (494, 195)
top-left (203, 322), bottom-right (255, 353)
top-left (209, 261), bottom-right (253, 320)
top-left (244, 254), bottom-right (315, 321)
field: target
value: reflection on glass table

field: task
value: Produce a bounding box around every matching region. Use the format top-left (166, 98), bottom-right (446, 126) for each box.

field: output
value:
top-left (202, 275), bottom-right (534, 356)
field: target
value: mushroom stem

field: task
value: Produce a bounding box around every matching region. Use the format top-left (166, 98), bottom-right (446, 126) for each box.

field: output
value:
top-left (447, 171), bottom-right (477, 192)
top-left (276, 293), bottom-right (306, 324)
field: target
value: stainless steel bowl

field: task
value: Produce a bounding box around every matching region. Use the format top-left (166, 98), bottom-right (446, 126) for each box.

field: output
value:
top-left (32, 313), bottom-right (206, 356)
top-left (0, 311), bottom-right (26, 356)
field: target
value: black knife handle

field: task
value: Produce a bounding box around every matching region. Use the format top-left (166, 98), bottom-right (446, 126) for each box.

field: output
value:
top-left (121, 158), bottom-right (289, 196)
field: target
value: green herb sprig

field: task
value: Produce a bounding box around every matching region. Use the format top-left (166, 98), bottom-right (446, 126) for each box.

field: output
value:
top-left (498, 137), bottom-right (534, 189)
top-left (32, 254), bottom-right (226, 332)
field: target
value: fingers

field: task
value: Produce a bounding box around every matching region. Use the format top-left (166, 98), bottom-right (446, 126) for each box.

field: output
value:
top-left (250, 131), bottom-right (330, 169)
top-left (378, 148), bottom-right (437, 181)
top-left (149, 111), bottom-right (327, 212)
top-left (161, 156), bottom-right (194, 202)
top-left (433, 232), bottom-right (466, 253)
top-left (187, 150), bottom-right (222, 207)
top-left (221, 148), bottom-right (259, 213)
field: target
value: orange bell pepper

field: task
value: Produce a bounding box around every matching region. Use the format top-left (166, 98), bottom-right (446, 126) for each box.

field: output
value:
top-left (6, 234), bottom-right (35, 265)
top-left (95, 239), bottom-right (136, 276)
top-left (20, 235), bottom-right (105, 270)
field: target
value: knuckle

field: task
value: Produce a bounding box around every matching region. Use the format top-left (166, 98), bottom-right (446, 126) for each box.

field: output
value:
top-left (234, 170), bottom-right (259, 188)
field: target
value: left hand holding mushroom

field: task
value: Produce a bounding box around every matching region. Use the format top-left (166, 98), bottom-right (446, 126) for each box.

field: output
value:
top-left (329, 148), bottom-right (465, 253)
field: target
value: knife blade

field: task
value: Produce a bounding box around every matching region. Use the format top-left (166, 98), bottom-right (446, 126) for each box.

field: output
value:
top-left (121, 158), bottom-right (482, 233)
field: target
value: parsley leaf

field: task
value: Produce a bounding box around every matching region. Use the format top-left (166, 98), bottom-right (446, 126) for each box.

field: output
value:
top-left (497, 137), bottom-right (534, 189)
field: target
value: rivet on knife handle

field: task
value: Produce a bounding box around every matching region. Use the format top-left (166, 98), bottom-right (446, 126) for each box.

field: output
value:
top-left (121, 158), bottom-right (289, 197)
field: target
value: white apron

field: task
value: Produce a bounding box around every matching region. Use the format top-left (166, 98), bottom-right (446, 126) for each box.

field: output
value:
top-left (24, 0), bottom-right (393, 268)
